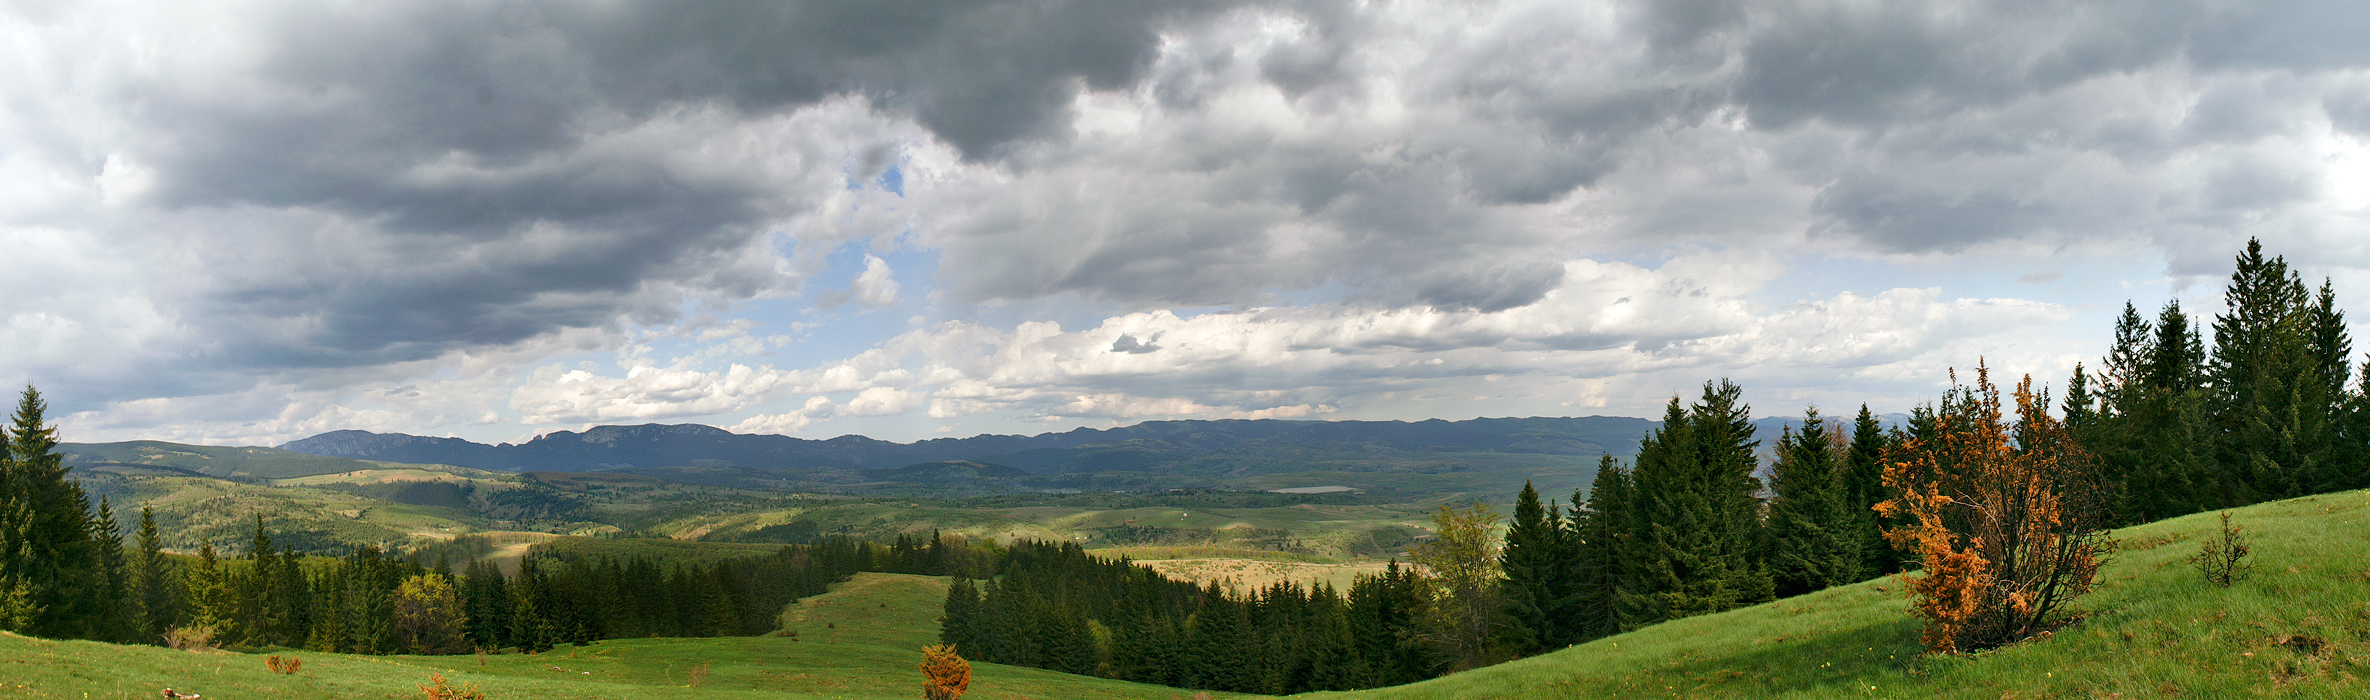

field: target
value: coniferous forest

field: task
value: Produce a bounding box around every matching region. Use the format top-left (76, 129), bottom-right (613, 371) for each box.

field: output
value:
top-left (1, 238), bottom-right (2365, 694)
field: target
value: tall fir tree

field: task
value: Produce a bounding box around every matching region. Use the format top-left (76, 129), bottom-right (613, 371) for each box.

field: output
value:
top-left (2303, 280), bottom-right (2360, 492)
top-left (1763, 409), bottom-right (1866, 597)
top-left (183, 541), bottom-right (233, 635)
top-left (1495, 481), bottom-right (1557, 655)
top-left (1567, 455), bottom-right (1632, 640)
top-left (1841, 405), bottom-right (1898, 574)
top-left (128, 506), bottom-right (176, 643)
top-left (3, 386), bottom-right (103, 638)
top-left (1621, 381), bottom-right (1771, 624)
top-left (89, 497), bottom-right (131, 642)
top-left (2208, 238), bottom-right (2332, 503)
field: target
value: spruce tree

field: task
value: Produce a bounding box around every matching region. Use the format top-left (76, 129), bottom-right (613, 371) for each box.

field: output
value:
top-left (2208, 238), bottom-right (2326, 503)
top-left (1841, 405), bottom-right (1897, 574)
top-left (941, 577), bottom-right (983, 656)
top-left (1623, 381), bottom-right (1771, 623)
top-left (1495, 480), bottom-right (1556, 655)
top-left (2305, 280), bottom-right (2360, 492)
top-left (238, 515), bottom-right (277, 645)
top-left (90, 497), bottom-right (131, 642)
top-left (183, 541), bottom-right (232, 636)
top-left (3, 387), bottom-right (101, 638)
top-left (129, 506), bottom-right (176, 643)
top-left (1764, 409), bottom-right (1866, 597)
top-left (1567, 455), bottom-right (1632, 640)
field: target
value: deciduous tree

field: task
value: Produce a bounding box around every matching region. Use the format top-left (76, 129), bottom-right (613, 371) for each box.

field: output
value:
top-left (1410, 502), bottom-right (1503, 671)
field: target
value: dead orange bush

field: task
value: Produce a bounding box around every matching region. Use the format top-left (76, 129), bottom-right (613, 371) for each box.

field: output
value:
top-left (264, 654), bottom-right (302, 675)
top-left (919, 644), bottom-right (971, 700)
top-left (418, 673), bottom-right (487, 700)
top-left (1877, 363), bottom-right (2113, 653)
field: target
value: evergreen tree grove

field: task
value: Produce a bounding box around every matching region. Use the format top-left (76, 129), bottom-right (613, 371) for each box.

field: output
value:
top-left (1622, 381), bottom-right (1770, 624)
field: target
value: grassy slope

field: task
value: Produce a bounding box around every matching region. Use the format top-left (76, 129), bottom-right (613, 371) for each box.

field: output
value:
top-left (0, 572), bottom-right (1207, 700)
top-left (1316, 490), bottom-right (2370, 700)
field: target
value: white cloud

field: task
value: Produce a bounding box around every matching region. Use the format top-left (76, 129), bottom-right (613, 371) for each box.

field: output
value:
top-left (850, 255), bottom-right (902, 310)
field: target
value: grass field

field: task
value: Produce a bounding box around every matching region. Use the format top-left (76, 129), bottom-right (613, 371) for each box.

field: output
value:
top-left (1314, 489), bottom-right (2370, 699)
top-left (0, 573), bottom-right (1217, 700)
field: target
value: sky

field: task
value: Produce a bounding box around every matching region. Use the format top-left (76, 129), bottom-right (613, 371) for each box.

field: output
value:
top-left (8, 0), bottom-right (2370, 446)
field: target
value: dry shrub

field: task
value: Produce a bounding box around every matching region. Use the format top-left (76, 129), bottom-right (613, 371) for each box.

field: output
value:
top-left (2195, 511), bottom-right (2253, 587)
top-left (920, 644), bottom-right (972, 700)
top-left (162, 625), bottom-right (218, 653)
top-left (264, 654), bottom-right (302, 675)
top-left (687, 661), bottom-right (711, 688)
top-left (419, 673), bottom-right (488, 700)
top-left (1877, 364), bottom-right (2113, 654)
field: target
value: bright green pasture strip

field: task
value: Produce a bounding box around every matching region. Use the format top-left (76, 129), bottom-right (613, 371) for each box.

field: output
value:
top-left (1312, 491), bottom-right (2370, 699)
top-left (0, 572), bottom-right (1224, 700)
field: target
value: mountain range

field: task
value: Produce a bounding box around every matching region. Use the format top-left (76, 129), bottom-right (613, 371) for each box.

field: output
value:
top-left (277, 416), bottom-right (1665, 475)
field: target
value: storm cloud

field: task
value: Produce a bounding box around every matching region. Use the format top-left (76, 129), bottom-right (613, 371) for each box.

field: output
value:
top-left (6, 0), bottom-right (2370, 442)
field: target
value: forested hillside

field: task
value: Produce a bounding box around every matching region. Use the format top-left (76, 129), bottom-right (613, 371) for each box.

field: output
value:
top-left (937, 238), bottom-right (2370, 694)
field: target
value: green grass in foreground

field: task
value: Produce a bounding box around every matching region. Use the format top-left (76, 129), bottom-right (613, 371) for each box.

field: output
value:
top-left (0, 573), bottom-right (1213, 700)
top-left (1317, 490), bottom-right (2370, 699)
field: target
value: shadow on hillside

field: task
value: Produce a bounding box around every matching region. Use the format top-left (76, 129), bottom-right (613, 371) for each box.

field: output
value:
top-left (1639, 613), bottom-right (1925, 694)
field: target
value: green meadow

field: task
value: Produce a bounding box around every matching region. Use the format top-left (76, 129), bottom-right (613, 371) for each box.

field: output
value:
top-left (0, 573), bottom-right (1210, 700)
top-left (1313, 489), bottom-right (2370, 699)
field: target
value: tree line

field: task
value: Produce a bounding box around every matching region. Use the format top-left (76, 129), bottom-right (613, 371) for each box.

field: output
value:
top-left (939, 540), bottom-right (1435, 693)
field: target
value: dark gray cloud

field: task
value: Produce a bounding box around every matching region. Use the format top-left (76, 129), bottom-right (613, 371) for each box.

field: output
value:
top-left (12, 0), bottom-right (2370, 440)
top-left (35, 0), bottom-right (1260, 392)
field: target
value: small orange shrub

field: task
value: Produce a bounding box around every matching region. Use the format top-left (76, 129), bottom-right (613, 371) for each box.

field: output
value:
top-left (264, 654), bottom-right (302, 675)
top-left (1877, 364), bottom-right (2112, 654)
top-left (419, 673), bottom-right (488, 700)
top-left (920, 644), bottom-right (971, 700)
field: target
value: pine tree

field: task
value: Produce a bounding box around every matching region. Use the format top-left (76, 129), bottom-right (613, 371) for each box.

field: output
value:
top-left (89, 497), bottom-right (131, 642)
top-left (2304, 280), bottom-right (2360, 492)
top-left (129, 506), bottom-right (177, 643)
top-left (1763, 409), bottom-right (1866, 597)
top-left (1346, 561), bottom-right (1427, 687)
top-left (2209, 238), bottom-right (2323, 503)
top-left (3, 387), bottom-right (102, 638)
top-left (1495, 481), bottom-right (1556, 655)
top-left (941, 577), bottom-right (983, 656)
top-left (183, 541), bottom-right (232, 636)
top-left (237, 515), bottom-right (278, 645)
top-left (1567, 456), bottom-right (1632, 640)
top-left (1623, 381), bottom-right (1771, 624)
top-left (1841, 405), bottom-right (1897, 574)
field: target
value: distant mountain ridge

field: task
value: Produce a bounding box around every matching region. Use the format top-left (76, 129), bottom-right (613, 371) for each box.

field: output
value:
top-left (280, 417), bottom-right (1666, 475)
